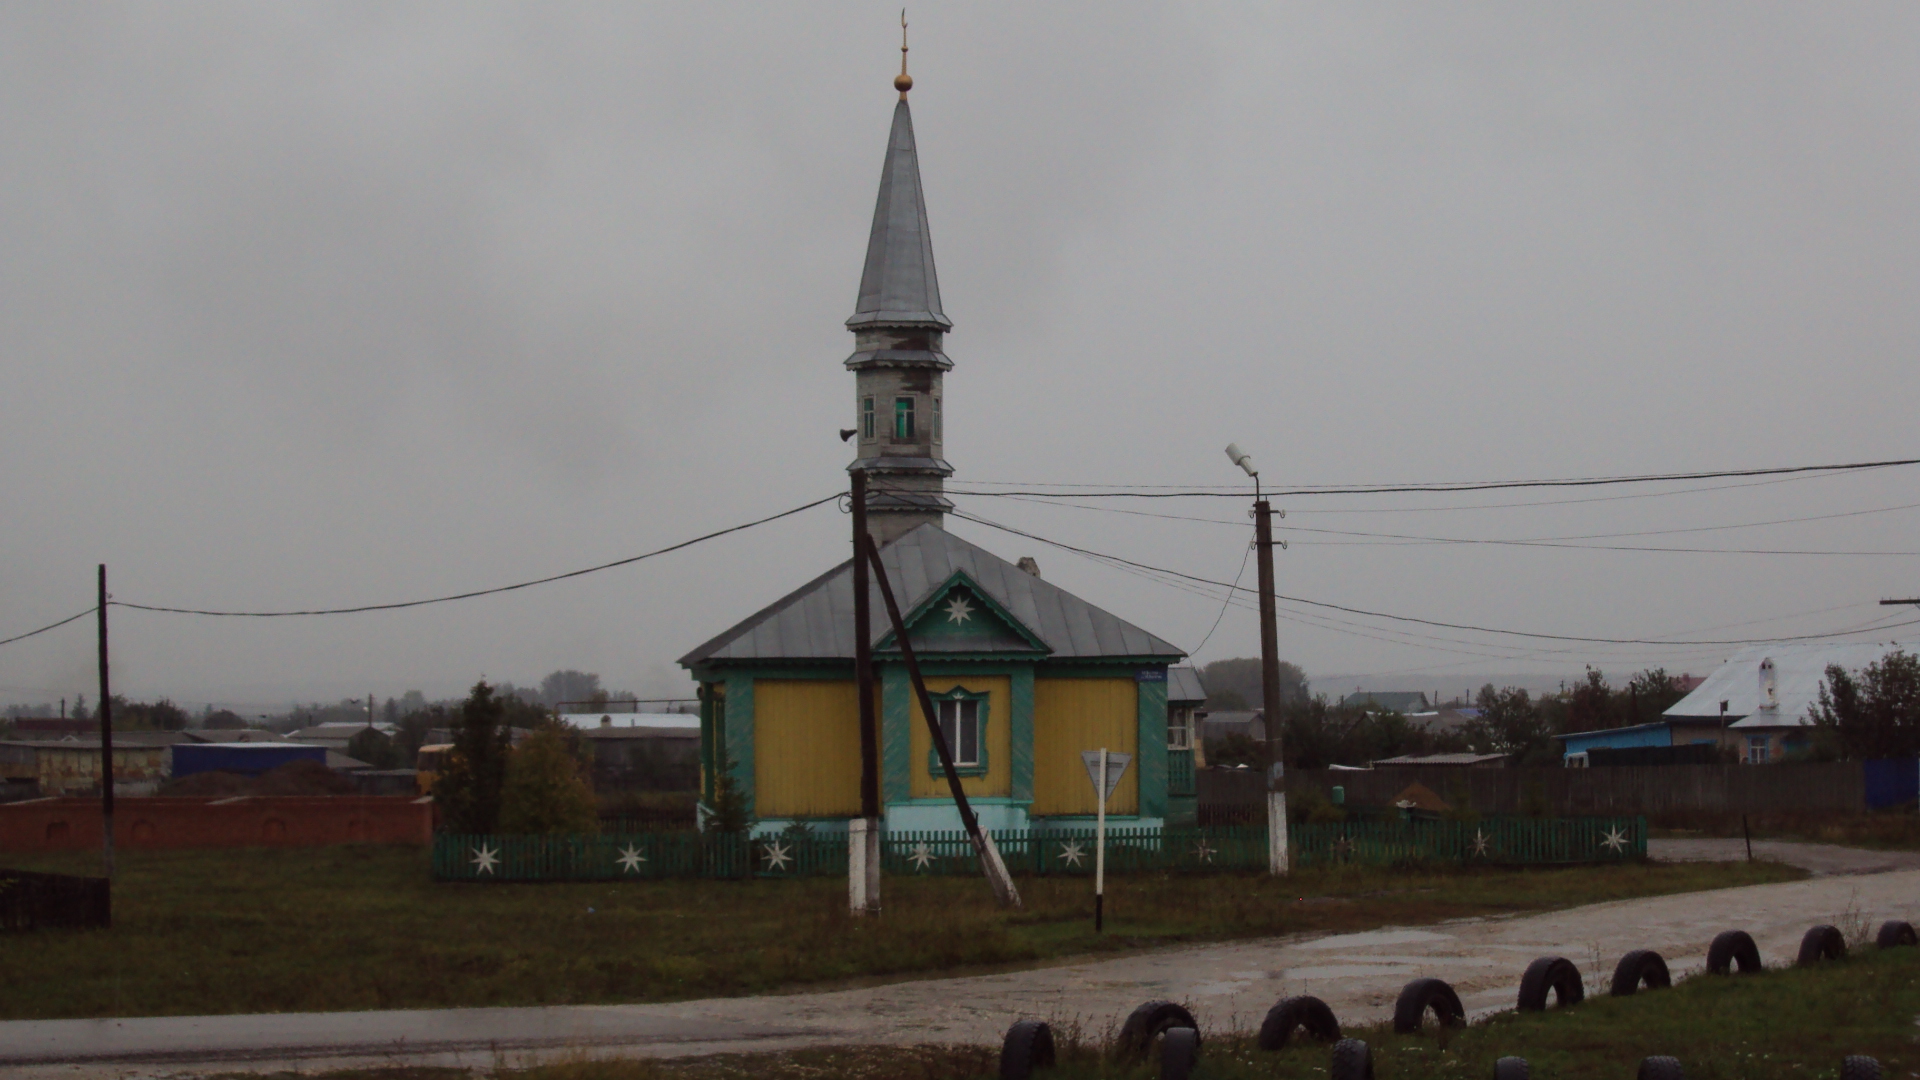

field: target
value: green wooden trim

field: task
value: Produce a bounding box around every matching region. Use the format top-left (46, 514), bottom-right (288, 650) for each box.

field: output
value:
top-left (1036, 660), bottom-right (1183, 678)
top-left (876, 569), bottom-right (1050, 655)
top-left (1137, 674), bottom-right (1168, 819)
top-left (724, 673), bottom-right (755, 818)
top-left (875, 649), bottom-right (1045, 662)
top-left (881, 664), bottom-right (912, 804)
top-left (900, 661), bottom-right (1030, 676)
top-left (1010, 667), bottom-right (1035, 803)
top-left (925, 684), bottom-right (991, 778)
top-left (698, 685), bottom-right (716, 802)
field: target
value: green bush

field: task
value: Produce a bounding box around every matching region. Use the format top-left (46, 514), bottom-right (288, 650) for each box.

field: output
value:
top-left (499, 727), bottom-right (599, 835)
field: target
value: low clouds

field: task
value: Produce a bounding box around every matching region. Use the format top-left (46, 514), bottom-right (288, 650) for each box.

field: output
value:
top-left (1, 4), bottom-right (1915, 705)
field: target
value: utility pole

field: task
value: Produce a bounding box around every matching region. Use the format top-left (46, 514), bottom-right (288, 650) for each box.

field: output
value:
top-left (849, 470), bottom-right (881, 915)
top-left (867, 543), bottom-right (1021, 908)
top-left (1227, 444), bottom-right (1288, 875)
top-left (96, 564), bottom-right (115, 880)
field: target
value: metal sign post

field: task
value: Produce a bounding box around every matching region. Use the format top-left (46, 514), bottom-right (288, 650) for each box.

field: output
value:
top-left (1080, 749), bottom-right (1131, 932)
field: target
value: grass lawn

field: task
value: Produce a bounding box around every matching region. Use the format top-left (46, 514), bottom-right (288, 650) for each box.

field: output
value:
top-left (198, 939), bottom-right (1920, 1080)
top-left (1, 845), bottom-right (1799, 1020)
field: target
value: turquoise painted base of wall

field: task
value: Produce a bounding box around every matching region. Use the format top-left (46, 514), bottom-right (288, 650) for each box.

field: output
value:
top-left (1030, 815), bottom-right (1164, 833)
top-left (886, 798), bottom-right (1029, 833)
top-left (749, 817), bottom-right (853, 839)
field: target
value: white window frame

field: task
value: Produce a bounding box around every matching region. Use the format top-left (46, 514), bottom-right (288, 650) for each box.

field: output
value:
top-left (1746, 735), bottom-right (1770, 764)
top-left (1167, 706), bottom-right (1192, 750)
top-left (937, 697), bottom-right (980, 767)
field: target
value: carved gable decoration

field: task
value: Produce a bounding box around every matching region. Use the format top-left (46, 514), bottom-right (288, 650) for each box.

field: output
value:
top-left (882, 574), bottom-right (1047, 657)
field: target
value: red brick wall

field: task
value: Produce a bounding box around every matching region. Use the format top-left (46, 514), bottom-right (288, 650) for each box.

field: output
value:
top-left (0, 796), bottom-right (434, 852)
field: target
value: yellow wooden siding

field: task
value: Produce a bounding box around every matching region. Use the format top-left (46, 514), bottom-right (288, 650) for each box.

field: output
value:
top-left (1031, 678), bottom-right (1138, 815)
top-left (753, 680), bottom-right (865, 818)
top-left (908, 675), bottom-right (1012, 799)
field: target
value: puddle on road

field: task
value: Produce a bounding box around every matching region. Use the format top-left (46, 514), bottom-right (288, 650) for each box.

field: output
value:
top-left (1322, 954), bottom-right (1495, 967)
top-left (1282, 963), bottom-right (1420, 980)
top-left (1300, 929), bottom-right (1453, 950)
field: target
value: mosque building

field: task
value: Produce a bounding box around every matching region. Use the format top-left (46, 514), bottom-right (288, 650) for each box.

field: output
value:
top-left (679, 55), bottom-right (1193, 835)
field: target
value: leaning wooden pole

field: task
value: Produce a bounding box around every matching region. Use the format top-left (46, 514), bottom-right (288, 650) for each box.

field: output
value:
top-left (865, 543), bottom-right (1021, 908)
top-left (849, 472), bottom-right (882, 915)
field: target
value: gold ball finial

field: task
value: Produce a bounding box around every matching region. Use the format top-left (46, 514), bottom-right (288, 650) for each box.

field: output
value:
top-left (896, 9), bottom-right (911, 97)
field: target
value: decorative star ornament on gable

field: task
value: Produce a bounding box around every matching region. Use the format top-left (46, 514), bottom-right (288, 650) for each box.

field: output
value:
top-left (943, 594), bottom-right (974, 624)
top-left (470, 844), bottom-right (500, 875)
top-left (616, 844), bottom-right (646, 874)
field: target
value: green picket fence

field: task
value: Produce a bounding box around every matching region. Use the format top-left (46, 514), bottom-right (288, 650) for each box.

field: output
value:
top-left (1291, 816), bottom-right (1646, 868)
top-left (432, 816), bottom-right (1643, 882)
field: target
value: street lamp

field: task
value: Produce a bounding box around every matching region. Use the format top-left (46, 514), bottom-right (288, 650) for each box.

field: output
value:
top-left (1224, 443), bottom-right (1289, 876)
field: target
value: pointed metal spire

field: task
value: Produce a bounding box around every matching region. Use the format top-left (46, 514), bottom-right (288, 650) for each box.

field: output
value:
top-left (847, 26), bottom-right (950, 333)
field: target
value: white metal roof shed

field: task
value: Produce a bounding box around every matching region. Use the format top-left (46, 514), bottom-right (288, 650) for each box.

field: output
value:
top-left (1663, 641), bottom-right (1920, 728)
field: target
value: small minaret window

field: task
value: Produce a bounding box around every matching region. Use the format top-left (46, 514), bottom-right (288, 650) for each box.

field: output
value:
top-left (862, 396), bottom-right (875, 440)
top-left (894, 396), bottom-right (916, 440)
top-left (933, 397), bottom-right (942, 442)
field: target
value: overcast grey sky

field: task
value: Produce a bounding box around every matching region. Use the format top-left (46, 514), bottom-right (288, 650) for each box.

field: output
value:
top-left (3, 3), bottom-right (1917, 710)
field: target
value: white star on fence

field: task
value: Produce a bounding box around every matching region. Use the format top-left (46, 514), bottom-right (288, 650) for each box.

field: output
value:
top-left (1472, 830), bottom-right (1490, 857)
top-left (762, 840), bottom-right (793, 871)
top-left (1057, 840), bottom-right (1086, 867)
top-left (1601, 825), bottom-right (1629, 853)
top-left (471, 844), bottom-right (499, 875)
top-left (908, 842), bottom-right (935, 871)
top-left (616, 844), bottom-right (646, 873)
top-left (1191, 839), bottom-right (1216, 864)
top-left (1332, 835), bottom-right (1355, 860)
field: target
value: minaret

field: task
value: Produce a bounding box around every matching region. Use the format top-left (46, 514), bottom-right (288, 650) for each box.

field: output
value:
top-left (847, 20), bottom-right (953, 544)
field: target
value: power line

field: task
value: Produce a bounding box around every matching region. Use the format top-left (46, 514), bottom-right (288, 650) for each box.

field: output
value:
top-left (0, 608), bottom-right (97, 648)
top-left (966, 492), bottom-right (1920, 550)
top-left (1098, 465), bottom-right (1904, 511)
top-left (1188, 540), bottom-right (1252, 660)
top-left (943, 507), bottom-right (1920, 648)
top-left (110, 492), bottom-right (842, 619)
top-left (946, 456), bottom-right (1920, 499)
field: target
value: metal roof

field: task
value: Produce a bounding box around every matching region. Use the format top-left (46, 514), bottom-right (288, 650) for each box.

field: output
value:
top-left (1553, 720), bottom-right (1673, 742)
top-left (1370, 752), bottom-right (1511, 767)
top-left (680, 524), bottom-right (1184, 666)
top-left (1664, 641), bottom-right (1920, 728)
top-left (846, 100), bottom-right (950, 331)
top-left (1167, 666), bottom-right (1207, 704)
top-left (1341, 690), bottom-right (1431, 713)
